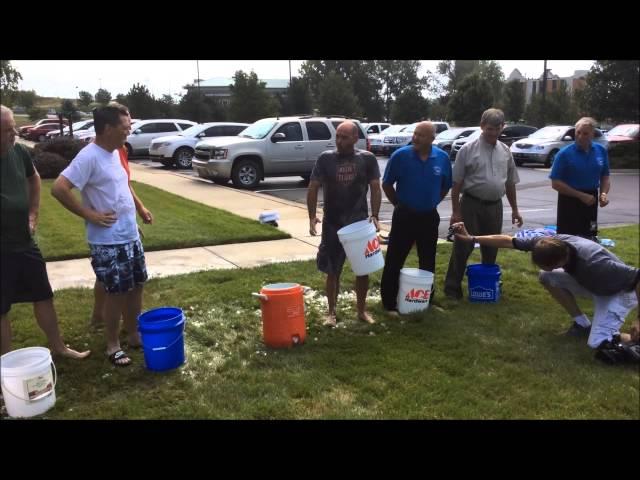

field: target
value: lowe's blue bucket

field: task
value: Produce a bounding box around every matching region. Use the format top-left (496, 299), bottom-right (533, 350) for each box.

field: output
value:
top-left (138, 307), bottom-right (186, 372)
top-left (466, 264), bottom-right (501, 303)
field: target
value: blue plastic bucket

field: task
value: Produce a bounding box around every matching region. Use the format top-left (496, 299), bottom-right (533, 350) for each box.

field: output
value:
top-left (466, 264), bottom-right (501, 303)
top-left (138, 307), bottom-right (186, 372)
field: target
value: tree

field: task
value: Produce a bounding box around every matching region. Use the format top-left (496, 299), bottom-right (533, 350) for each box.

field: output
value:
top-left (524, 83), bottom-right (578, 127)
top-left (228, 71), bottom-right (278, 123)
top-left (15, 90), bottom-right (38, 110)
top-left (447, 72), bottom-right (494, 126)
top-left (78, 91), bottom-right (93, 108)
top-left (317, 72), bottom-right (360, 117)
top-left (477, 61), bottom-right (504, 105)
top-left (94, 88), bottom-right (112, 105)
top-left (376, 60), bottom-right (427, 120)
top-left (0, 60), bottom-right (22, 106)
top-left (124, 83), bottom-right (158, 119)
top-left (390, 89), bottom-right (429, 124)
top-left (281, 77), bottom-right (313, 115)
top-left (576, 60), bottom-right (639, 123)
top-left (437, 60), bottom-right (479, 96)
top-left (59, 99), bottom-right (81, 129)
top-left (177, 89), bottom-right (227, 122)
top-left (156, 94), bottom-right (177, 118)
top-left (502, 80), bottom-right (526, 122)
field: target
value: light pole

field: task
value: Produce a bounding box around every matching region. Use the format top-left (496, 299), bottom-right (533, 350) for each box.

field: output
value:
top-left (196, 60), bottom-right (202, 123)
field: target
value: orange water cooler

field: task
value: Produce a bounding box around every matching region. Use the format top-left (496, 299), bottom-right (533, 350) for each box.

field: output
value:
top-left (252, 283), bottom-right (306, 348)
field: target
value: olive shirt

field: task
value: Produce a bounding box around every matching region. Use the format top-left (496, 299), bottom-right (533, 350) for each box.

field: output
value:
top-left (452, 135), bottom-right (520, 201)
top-left (1, 143), bottom-right (36, 252)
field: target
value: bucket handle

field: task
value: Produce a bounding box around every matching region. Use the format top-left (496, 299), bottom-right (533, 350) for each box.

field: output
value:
top-left (251, 293), bottom-right (268, 301)
top-left (1, 360), bottom-right (57, 403)
top-left (151, 334), bottom-right (183, 352)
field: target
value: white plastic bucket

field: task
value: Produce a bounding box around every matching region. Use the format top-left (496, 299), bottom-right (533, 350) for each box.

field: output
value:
top-left (1, 347), bottom-right (57, 418)
top-left (337, 220), bottom-right (384, 276)
top-left (397, 268), bottom-right (434, 314)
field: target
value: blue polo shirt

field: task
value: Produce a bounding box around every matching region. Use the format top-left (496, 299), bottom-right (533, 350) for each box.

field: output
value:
top-left (383, 145), bottom-right (452, 212)
top-left (549, 142), bottom-right (610, 191)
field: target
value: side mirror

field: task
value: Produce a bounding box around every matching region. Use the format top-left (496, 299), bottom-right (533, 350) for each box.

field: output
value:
top-left (133, 129), bottom-right (141, 135)
top-left (271, 132), bottom-right (286, 143)
top-left (562, 135), bottom-right (573, 141)
top-left (197, 132), bottom-right (206, 138)
top-left (500, 133), bottom-right (507, 137)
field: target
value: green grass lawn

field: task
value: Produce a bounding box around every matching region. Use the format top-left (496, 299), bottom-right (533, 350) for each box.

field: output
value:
top-left (4, 226), bottom-right (638, 419)
top-left (34, 180), bottom-right (290, 261)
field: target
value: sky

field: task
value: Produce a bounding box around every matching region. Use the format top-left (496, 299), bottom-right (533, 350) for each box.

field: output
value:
top-left (10, 60), bottom-right (595, 100)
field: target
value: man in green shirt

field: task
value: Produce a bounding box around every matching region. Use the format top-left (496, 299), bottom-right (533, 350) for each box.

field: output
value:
top-left (1, 105), bottom-right (90, 359)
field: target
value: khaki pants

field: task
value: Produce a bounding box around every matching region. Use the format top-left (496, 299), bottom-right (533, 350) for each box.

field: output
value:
top-left (444, 194), bottom-right (503, 298)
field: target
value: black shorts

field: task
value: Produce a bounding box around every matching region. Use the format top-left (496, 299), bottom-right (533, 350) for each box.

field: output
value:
top-left (316, 218), bottom-right (367, 276)
top-left (1, 245), bottom-right (54, 315)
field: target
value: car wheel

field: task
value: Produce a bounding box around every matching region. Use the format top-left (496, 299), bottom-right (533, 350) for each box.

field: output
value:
top-left (515, 158), bottom-right (523, 167)
top-left (38, 134), bottom-right (46, 142)
top-left (212, 177), bottom-right (229, 185)
top-left (125, 143), bottom-right (133, 157)
top-left (173, 147), bottom-right (194, 169)
top-left (161, 159), bottom-right (174, 168)
top-left (231, 159), bottom-right (261, 189)
top-left (544, 149), bottom-right (558, 168)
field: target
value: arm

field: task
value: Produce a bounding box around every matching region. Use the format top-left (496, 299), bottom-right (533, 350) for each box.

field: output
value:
top-left (129, 184), bottom-right (153, 224)
top-left (51, 175), bottom-right (117, 227)
top-left (449, 181), bottom-right (463, 225)
top-left (306, 179), bottom-right (321, 235)
top-left (382, 182), bottom-right (397, 207)
top-left (599, 175), bottom-right (610, 208)
top-left (551, 179), bottom-right (596, 206)
top-left (631, 280), bottom-right (640, 342)
top-left (452, 222), bottom-right (515, 249)
top-left (505, 183), bottom-right (523, 227)
top-left (26, 169), bottom-right (41, 235)
top-left (369, 178), bottom-right (382, 231)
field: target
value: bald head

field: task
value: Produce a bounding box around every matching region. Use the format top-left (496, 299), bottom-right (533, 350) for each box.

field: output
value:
top-left (335, 120), bottom-right (359, 155)
top-left (1, 104), bottom-right (17, 156)
top-left (412, 121), bottom-right (436, 153)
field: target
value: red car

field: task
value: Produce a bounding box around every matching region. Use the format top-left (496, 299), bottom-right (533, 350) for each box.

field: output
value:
top-left (25, 123), bottom-right (63, 142)
top-left (19, 118), bottom-right (68, 138)
top-left (605, 124), bottom-right (639, 147)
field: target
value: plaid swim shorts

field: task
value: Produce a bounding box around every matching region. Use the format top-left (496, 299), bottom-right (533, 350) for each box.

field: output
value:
top-left (89, 239), bottom-right (148, 294)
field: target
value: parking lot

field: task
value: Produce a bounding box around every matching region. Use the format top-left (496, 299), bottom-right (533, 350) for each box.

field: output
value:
top-left (130, 155), bottom-right (639, 238)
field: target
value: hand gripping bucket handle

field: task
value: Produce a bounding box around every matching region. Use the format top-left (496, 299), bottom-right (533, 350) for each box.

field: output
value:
top-left (1, 361), bottom-right (57, 402)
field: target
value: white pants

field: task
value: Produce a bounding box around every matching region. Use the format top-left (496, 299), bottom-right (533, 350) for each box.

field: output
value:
top-left (539, 270), bottom-right (638, 349)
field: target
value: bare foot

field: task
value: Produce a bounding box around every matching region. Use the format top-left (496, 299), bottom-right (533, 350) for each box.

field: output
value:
top-left (53, 346), bottom-right (91, 360)
top-left (358, 312), bottom-right (376, 324)
top-left (322, 314), bottom-right (337, 328)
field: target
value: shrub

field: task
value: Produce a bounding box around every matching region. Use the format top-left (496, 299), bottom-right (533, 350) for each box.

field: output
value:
top-left (32, 137), bottom-right (88, 178)
top-left (609, 142), bottom-right (639, 169)
top-left (27, 107), bottom-right (47, 121)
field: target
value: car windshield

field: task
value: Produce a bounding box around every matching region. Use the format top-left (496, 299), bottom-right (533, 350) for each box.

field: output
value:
top-left (402, 124), bottom-right (418, 135)
top-left (606, 125), bottom-right (639, 137)
top-left (529, 126), bottom-right (567, 140)
top-left (238, 119), bottom-right (277, 139)
top-left (437, 128), bottom-right (467, 140)
top-left (380, 125), bottom-right (407, 135)
top-left (179, 125), bottom-right (207, 137)
top-left (463, 129), bottom-right (482, 141)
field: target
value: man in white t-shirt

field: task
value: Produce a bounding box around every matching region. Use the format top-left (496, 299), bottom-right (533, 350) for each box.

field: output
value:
top-left (52, 105), bottom-right (147, 367)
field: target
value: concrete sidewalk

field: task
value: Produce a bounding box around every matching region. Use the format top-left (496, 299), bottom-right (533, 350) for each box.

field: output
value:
top-left (47, 162), bottom-right (388, 290)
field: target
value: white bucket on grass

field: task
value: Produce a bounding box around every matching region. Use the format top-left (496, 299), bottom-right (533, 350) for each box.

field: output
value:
top-left (337, 220), bottom-right (384, 276)
top-left (1, 347), bottom-right (57, 418)
top-left (397, 268), bottom-right (434, 314)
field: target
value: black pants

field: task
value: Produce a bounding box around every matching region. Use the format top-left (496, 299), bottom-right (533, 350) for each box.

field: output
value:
top-left (381, 204), bottom-right (439, 311)
top-left (557, 190), bottom-right (598, 239)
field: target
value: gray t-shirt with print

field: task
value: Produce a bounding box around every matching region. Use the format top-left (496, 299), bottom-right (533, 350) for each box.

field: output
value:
top-left (513, 234), bottom-right (639, 296)
top-left (310, 149), bottom-right (380, 226)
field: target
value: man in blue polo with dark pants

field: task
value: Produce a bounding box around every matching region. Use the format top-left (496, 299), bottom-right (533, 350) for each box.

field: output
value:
top-left (381, 121), bottom-right (452, 313)
top-left (550, 117), bottom-right (610, 240)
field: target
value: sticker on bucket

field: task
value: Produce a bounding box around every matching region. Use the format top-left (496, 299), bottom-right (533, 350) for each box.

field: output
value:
top-left (469, 285), bottom-right (497, 301)
top-left (25, 373), bottom-right (54, 402)
top-left (364, 237), bottom-right (381, 259)
top-left (404, 288), bottom-right (431, 304)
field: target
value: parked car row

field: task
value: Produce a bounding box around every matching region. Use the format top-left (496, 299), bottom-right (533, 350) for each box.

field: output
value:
top-left (18, 118), bottom-right (69, 139)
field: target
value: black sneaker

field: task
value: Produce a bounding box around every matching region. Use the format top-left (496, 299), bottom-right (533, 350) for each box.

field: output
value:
top-left (565, 322), bottom-right (591, 337)
top-left (595, 336), bottom-right (640, 365)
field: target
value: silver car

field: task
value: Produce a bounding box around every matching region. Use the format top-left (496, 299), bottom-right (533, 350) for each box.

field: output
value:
top-left (433, 127), bottom-right (480, 154)
top-left (510, 125), bottom-right (609, 167)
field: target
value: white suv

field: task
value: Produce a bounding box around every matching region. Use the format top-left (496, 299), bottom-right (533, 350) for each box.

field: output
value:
top-left (127, 119), bottom-right (197, 155)
top-left (149, 122), bottom-right (249, 169)
top-left (192, 116), bottom-right (368, 188)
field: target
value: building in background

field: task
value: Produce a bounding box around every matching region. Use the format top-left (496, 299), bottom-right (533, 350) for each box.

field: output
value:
top-left (507, 69), bottom-right (588, 105)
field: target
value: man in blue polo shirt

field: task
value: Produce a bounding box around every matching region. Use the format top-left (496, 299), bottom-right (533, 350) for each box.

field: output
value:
top-left (550, 117), bottom-right (610, 239)
top-left (380, 121), bottom-right (452, 312)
